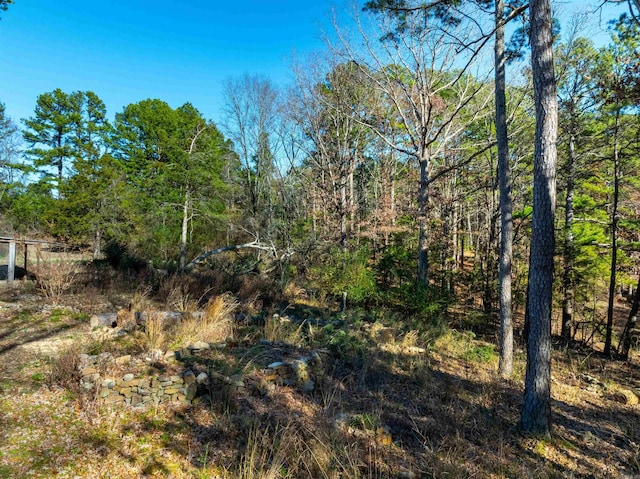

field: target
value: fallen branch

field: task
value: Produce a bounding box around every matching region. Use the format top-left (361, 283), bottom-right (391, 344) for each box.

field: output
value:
top-left (185, 241), bottom-right (291, 271)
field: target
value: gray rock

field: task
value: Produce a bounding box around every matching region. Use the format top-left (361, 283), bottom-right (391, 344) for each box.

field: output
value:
top-left (90, 313), bottom-right (118, 328)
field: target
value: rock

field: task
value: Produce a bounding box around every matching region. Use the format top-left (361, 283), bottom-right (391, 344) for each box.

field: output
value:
top-left (98, 352), bottom-right (114, 363)
top-left (81, 367), bottom-right (99, 376)
top-left (123, 373), bottom-right (135, 382)
top-left (196, 372), bottom-right (209, 385)
top-left (301, 379), bottom-right (315, 392)
top-left (183, 370), bottom-right (196, 384)
top-left (184, 383), bottom-right (198, 400)
top-left (115, 355), bottom-right (131, 365)
top-left (268, 361), bottom-right (284, 369)
top-left (101, 379), bottom-right (116, 389)
top-left (90, 313), bottom-right (118, 328)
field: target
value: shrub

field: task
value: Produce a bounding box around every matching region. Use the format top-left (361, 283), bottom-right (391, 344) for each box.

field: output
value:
top-left (35, 254), bottom-right (80, 305)
top-left (309, 247), bottom-right (377, 305)
top-left (48, 345), bottom-right (82, 390)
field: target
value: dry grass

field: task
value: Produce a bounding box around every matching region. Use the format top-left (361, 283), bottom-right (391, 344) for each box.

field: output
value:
top-left (169, 293), bottom-right (237, 349)
top-left (263, 316), bottom-right (305, 345)
top-left (134, 311), bottom-right (166, 352)
top-left (236, 423), bottom-right (292, 479)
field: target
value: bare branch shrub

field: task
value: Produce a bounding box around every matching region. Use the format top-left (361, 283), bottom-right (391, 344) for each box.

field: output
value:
top-left (35, 254), bottom-right (80, 305)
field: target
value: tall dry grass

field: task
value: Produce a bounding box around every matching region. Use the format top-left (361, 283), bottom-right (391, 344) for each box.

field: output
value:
top-left (135, 311), bottom-right (166, 352)
top-left (170, 293), bottom-right (238, 349)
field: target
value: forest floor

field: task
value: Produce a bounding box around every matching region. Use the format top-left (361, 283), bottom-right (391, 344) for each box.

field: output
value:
top-left (0, 279), bottom-right (639, 479)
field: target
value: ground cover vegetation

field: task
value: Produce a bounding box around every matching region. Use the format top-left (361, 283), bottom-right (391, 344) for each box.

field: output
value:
top-left (1, 1), bottom-right (640, 477)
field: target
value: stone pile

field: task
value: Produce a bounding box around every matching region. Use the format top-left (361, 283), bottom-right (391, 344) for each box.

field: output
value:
top-left (78, 352), bottom-right (207, 408)
top-left (77, 345), bottom-right (325, 410)
top-left (262, 351), bottom-right (322, 393)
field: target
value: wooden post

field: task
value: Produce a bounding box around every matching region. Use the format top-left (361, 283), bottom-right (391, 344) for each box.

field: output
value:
top-left (8, 240), bottom-right (16, 282)
top-left (24, 244), bottom-right (28, 278)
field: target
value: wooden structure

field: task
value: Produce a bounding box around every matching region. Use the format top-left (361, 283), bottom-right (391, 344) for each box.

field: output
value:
top-left (0, 236), bottom-right (57, 282)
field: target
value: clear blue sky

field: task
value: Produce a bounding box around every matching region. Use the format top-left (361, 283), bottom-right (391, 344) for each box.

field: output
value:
top-left (0, 1), bottom-right (339, 127)
top-left (0, 0), bottom-right (626, 130)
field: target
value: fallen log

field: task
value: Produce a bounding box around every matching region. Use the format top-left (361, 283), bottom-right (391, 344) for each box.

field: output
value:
top-left (90, 311), bottom-right (204, 329)
top-left (184, 241), bottom-right (276, 271)
top-left (134, 310), bottom-right (203, 327)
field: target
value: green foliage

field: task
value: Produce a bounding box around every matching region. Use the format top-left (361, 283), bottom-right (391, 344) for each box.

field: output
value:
top-left (113, 99), bottom-right (234, 263)
top-left (309, 247), bottom-right (377, 304)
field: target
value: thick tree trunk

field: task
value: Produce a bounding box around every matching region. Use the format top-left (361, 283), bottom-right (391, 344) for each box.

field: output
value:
top-left (618, 274), bottom-right (640, 360)
top-left (605, 108), bottom-right (621, 356)
top-left (561, 130), bottom-right (576, 340)
top-left (417, 156), bottom-right (430, 285)
top-left (496, 0), bottom-right (514, 379)
top-left (521, 0), bottom-right (558, 435)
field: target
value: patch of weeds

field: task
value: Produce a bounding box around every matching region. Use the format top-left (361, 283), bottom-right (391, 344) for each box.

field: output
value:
top-left (462, 343), bottom-right (496, 363)
top-left (30, 372), bottom-right (45, 384)
top-left (49, 308), bottom-right (68, 323)
top-left (71, 312), bottom-right (89, 322)
top-left (349, 413), bottom-right (379, 431)
top-left (434, 329), bottom-right (497, 364)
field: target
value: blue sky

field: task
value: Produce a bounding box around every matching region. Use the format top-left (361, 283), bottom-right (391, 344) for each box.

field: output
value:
top-left (0, 1), bottom-right (339, 126)
top-left (0, 0), bottom-right (627, 130)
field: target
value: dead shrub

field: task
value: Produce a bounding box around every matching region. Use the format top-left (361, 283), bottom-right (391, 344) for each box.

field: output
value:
top-left (48, 345), bottom-right (82, 391)
top-left (35, 255), bottom-right (80, 305)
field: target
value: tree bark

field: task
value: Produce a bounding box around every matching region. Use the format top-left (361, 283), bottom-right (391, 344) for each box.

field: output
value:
top-left (604, 108), bottom-right (621, 356)
top-left (521, 0), bottom-right (558, 435)
top-left (618, 274), bottom-right (640, 360)
top-left (496, 0), bottom-right (514, 379)
top-left (180, 188), bottom-right (190, 272)
top-left (417, 156), bottom-right (430, 285)
top-left (561, 129), bottom-right (576, 340)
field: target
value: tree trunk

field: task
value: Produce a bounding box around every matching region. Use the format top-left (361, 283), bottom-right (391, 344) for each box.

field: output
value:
top-left (417, 156), bottom-right (430, 285)
top-left (605, 108), bottom-right (621, 356)
top-left (521, 0), bottom-right (558, 435)
top-left (496, 0), bottom-right (514, 379)
top-left (340, 181), bottom-right (347, 249)
top-left (180, 188), bottom-right (190, 272)
top-left (618, 274), bottom-right (640, 360)
top-left (561, 128), bottom-right (576, 340)
top-left (93, 228), bottom-right (102, 260)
